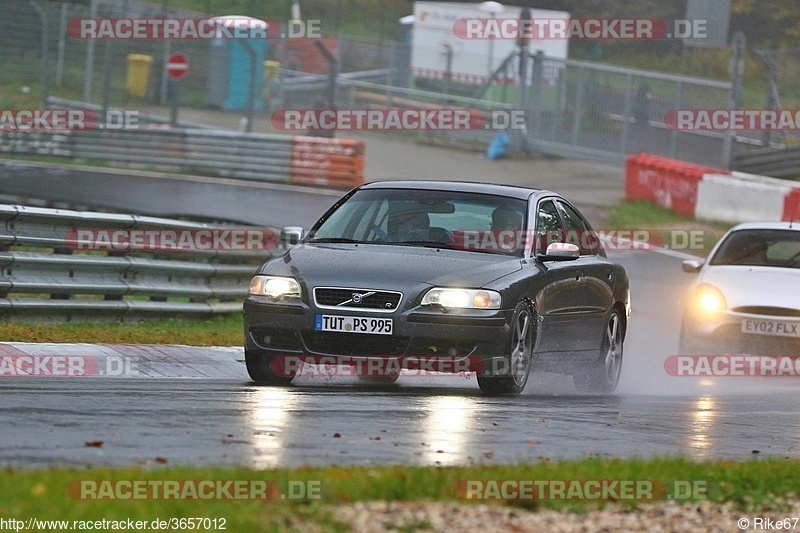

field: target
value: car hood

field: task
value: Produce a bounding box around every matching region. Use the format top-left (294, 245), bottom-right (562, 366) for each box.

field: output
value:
top-left (261, 243), bottom-right (522, 295)
top-left (700, 265), bottom-right (800, 311)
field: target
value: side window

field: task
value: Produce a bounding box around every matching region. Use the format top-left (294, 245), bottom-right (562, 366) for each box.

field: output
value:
top-left (557, 201), bottom-right (601, 255)
top-left (536, 200), bottom-right (563, 254)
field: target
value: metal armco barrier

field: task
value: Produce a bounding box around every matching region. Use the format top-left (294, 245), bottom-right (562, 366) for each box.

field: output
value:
top-left (0, 204), bottom-right (273, 322)
top-left (733, 145), bottom-right (800, 179)
top-left (0, 128), bottom-right (365, 188)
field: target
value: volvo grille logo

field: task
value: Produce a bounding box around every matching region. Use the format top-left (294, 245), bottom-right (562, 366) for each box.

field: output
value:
top-left (352, 293), bottom-right (363, 303)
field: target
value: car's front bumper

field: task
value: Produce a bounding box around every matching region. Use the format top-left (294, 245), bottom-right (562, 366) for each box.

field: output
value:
top-left (243, 297), bottom-right (515, 373)
top-left (682, 310), bottom-right (800, 355)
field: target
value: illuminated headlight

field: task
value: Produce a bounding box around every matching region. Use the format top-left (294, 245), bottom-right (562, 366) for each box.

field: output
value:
top-left (249, 276), bottom-right (302, 300)
top-left (421, 288), bottom-right (501, 310)
top-left (694, 284), bottom-right (726, 313)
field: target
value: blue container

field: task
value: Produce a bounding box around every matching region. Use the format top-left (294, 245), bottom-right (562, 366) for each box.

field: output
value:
top-left (206, 37), bottom-right (267, 111)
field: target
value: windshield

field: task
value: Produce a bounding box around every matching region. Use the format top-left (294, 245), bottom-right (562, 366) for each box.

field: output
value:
top-left (709, 229), bottom-right (800, 269)
top-left (308, 188), bottom-right (528, 256)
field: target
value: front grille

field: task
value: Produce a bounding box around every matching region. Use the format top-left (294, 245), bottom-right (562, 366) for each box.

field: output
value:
top-left (314, 287), bottom-right (402, 312)
top-left (733, 306), bottom-right (800, 318)
top-left (302, 331), bottom-right (409, 356)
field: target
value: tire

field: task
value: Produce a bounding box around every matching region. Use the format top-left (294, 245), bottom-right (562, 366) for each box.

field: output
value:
top-left (573, 308), bottom-right (624, 394)
top-left (477, 300), bottom-right (535, 395)
top-left (245, 350), bottom-right (296, 386)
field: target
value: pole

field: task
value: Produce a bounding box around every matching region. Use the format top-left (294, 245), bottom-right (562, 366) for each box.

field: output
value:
top-left (30, 1), bottom-right (50, 109)
top-left (512, 7), bottom-right (531, 153)
top-left (83, 0), bottom-right (97, 103)
top-left (242, 41), bottom-right (257, 133)
top-left (170, 78), bottom-right (180, 127)
top-left (101, 40), bottom-right (112, 126)
top-left (721, 31), bottom-right (745, 169)
top-left (56, 2), bottom-right (67, 87)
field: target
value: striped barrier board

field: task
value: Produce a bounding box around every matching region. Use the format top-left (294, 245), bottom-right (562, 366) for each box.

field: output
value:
top-left (626, 153), bottom-right (800, 224)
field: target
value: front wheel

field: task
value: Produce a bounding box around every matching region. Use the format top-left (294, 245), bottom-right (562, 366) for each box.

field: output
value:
top-left (573, 309), bottom-right (624, 394)
top-left (245, 350), bottom-right (296, 385)
top-left (477, 300), bottom-right (535, 395)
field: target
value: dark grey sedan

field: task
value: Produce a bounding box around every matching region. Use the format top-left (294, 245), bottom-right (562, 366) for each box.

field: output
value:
top-left (243, 181), bottom-right (630, 395)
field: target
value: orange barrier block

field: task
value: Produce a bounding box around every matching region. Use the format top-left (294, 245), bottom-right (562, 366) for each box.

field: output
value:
top-left (289, 137), bottom-right (365, 188)
top-left (783, 189), bottom-right (800, 222)
top-left (624, 153), bottom-right (728, 217)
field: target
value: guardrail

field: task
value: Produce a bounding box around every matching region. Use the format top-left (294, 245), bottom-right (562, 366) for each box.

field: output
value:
top-left (0, 127), bottom-right (365, 188)
top-left (733, 145), bottom-right (800, 179)
top-left (0, 204), bottom-right (274, 322)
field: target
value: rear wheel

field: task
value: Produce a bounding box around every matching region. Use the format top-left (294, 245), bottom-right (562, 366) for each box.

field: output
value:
top-left (477, 300), bottom-right (534, 395)
top-left (573, 309), bottom-right (624, 393)
top-left (245, 350), bottom-right (296, 385)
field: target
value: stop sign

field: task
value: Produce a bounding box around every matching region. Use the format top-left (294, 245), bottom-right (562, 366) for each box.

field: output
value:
top-left (166, 52), bottom-right (188, 80)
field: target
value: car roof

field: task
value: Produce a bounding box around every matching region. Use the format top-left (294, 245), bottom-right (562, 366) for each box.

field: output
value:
top-left (729, 222), bottom-right (800, 232)
top-left (359, 180), bottom-right (546, 200)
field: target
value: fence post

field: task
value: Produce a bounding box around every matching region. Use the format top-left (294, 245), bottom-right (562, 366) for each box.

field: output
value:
top-left (620, 73), bottom-right (633, 155)
top-left (56, 2), bottom-right (67, 87)
top-left (571, 67), bottom-right (586, 146)
top-left (529, 50), bottom-right (544, 139)
top-left (721, 31), bottom-right (746, 169)
top-left (30, 1), bottom-right (51, 109)
top-left (83, 0), bottom-right (97, 103)
top-left (669, 81), bottom-right (683, 158)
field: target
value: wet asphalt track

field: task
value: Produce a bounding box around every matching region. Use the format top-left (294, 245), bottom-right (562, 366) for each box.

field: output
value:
top-left (3, 249), bottom-right (800, 468)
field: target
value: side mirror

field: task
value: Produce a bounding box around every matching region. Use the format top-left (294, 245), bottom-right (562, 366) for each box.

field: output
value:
top-left (280, 226), bottom-right (303, 245)
top-left (682, 259), bottom-right (703, 273)
top-left (538, 242), bottom-right (580, 261)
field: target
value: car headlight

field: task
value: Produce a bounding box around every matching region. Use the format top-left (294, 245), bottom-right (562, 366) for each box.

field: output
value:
top-left (693, 284), bottom-right (726, 313)
top-left (421, 288), bottom-right (501, 310)
top-left (249, 275), bottom-right (302, 300)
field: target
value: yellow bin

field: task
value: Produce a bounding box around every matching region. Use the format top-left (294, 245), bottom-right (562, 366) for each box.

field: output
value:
top-left (263, 60), bottom-right (280, 100)
top-left (126, 54), bottom-right (153, 98)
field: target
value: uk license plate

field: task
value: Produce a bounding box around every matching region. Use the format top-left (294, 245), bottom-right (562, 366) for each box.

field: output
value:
top-left (315, 314), bottom-right (393, 335)
top-left (742, 319), bottom-right (800, 338)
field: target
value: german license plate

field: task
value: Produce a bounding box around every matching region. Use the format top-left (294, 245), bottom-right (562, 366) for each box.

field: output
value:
top-left (315, 314), bottom-right (393, 335)
top-left (742, 319), bottom-right (800, 338)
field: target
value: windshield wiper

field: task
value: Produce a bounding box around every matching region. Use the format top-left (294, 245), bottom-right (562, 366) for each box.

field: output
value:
top-left (387, 240), bottom-right (457, 250)
top-left (307, 237), bottom-right (363, 244)
top-left (386, 240), bottom-right (517, 255)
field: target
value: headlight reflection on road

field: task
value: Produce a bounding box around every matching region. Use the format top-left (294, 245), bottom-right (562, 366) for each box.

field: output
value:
top-left (688, 396), bottom-right (716, 457)
top-left (247, 387), bottom-right (299, 468)
top-left (420, 396), bottom-right (478, 465)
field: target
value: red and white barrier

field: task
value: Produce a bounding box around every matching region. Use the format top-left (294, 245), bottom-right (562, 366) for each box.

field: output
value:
top-left (626, 153), bottom-right (800, 223)
top-left (696, 172), bottom-right (797, 223)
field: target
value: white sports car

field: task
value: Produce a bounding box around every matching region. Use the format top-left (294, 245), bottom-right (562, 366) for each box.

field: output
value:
top-left (680, 222), bottom-right (800, 356)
